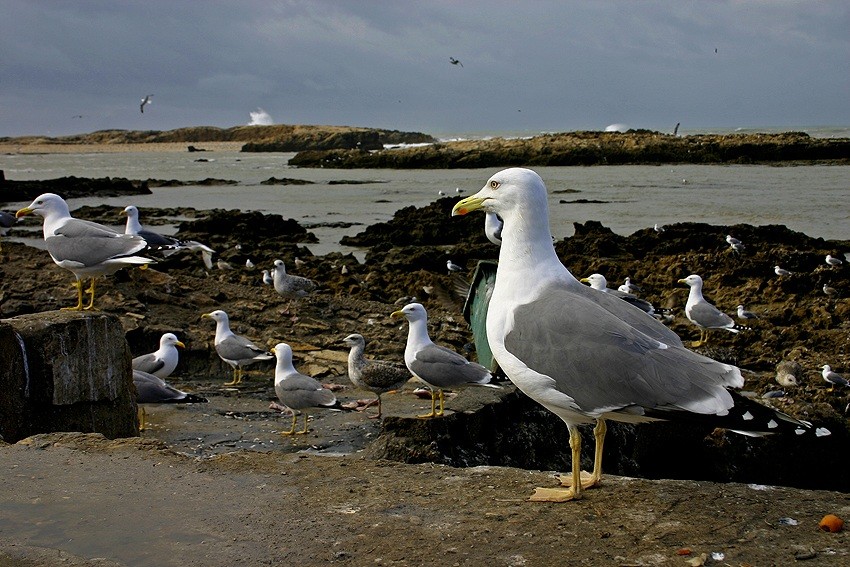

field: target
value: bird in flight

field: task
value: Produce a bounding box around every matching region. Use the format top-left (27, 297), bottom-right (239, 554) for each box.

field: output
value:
top-left (449, 57), bottom-right (463, 67)
top-left (140, 94), bottom-right (153, 113)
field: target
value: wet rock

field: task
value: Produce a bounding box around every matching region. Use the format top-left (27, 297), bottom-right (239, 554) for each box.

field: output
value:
top-left (0, 311), bottom-right (137, 443)
top-left (0, 176), bottom-right (150, 204)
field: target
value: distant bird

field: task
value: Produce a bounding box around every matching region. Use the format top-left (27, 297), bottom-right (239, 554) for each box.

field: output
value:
top-left (821, 365), bottom-right (849, 389)
top-left (736, 305), bottom-right (760, 320)
top-left (581, 274), bottom-right (668, 318)
top-left (618, 277), bottom-right (642, 295)
top-left (121, 205), bottom-right (215, 265)
top-left (679, 274), bottom-right (746, 346)
top-left (725, 235), bottom-right (742, 247)
top-left (775, 360), bottom-right (802, 388)
top-left (823, 283), bottom-right (838, 298)
top-left (825, 254), bottom-right (843, 267)
top-left (673, 122), bottom-right (680, 136)
top-left (140, 94), bottom-right (153, 113)
top-left (216, 259), bottom-right (234, 271)
top-left (271, 342), bottom-right (338, 435)
top-left (774, 266), bottom-right (791, 277)
top-left (438, 190), bottom-right (446, 196)
top-left (271, 259), bottom-right (316, 316)
top-left (133, 369), bottom-right (207, 430)
top-left (391, 303), bottom-right (495, 418)
top-left (455, 187), bottom-right (464, 194)
top-left (202, 310), bottom-right (273, 386)
top-left (654, 223), bottom-right (665, 234)
top-left (0, 210), bottom-right (17, 251)
top-left (484, 212), bottom-right (504, 246)
top-left (261, 269), bottom-right (273, 285)
top-left (449, 57), bottom-right (463, 67)
top-left (446, 259), bottom-right (464, 273)
top-left (343, 333), bottom-right (411, 419)
top-left (16, 193), bottom-right (154, 310)
top-left (132, 333), bottom-right (185, 380)
top-left (294, 257), bottom-right (306, 269)
top-left (245, 258), bottom-right (255, 270)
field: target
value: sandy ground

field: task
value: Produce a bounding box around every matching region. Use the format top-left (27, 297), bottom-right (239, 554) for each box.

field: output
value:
top-left (1, 432), bottom-right (848, 567)
top-left (0, 142), bottom-right (245, 154)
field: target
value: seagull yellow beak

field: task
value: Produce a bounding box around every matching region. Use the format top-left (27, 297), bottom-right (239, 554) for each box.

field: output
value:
top-left (175, 340), bottom-right (186, 349)
top-left (15, 207), bottom-right (33, 218)
top-left (579, 277), bottom-right (590, 284)
top-left (677, 278), bottom-right (687, 285)
top-left (451, 195), bottom-right (488, 216)
top-left (270, 347), bottom-right (277, 355)
top-left (390, 310), bottom-right (404, 319)
top-left (201, 313), bottom-right (212, 320)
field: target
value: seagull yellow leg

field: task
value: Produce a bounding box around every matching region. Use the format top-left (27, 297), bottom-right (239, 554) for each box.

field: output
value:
top-left (530, 425), bottom-right (583, 502)
top-left (138, 406), bottom-right (147, 431)
top-left (435, 389), bottom-right (445, 416)
top-left (691, 328), bottom-right (706, 348)
top-left (223, 367), bottom-right (242, 386)
top-left (61, 279), bottom-right (85, 311)
top-left (83, 278), bottom-right (98, 310)
top-left (417, 389), bottom-right (438, 419)
top-left (559, 419), bottom-right (607, 490)
top-left (297, 414), bottom-right (310, 435)
top-left (280, 413), bottom-right (298, 435)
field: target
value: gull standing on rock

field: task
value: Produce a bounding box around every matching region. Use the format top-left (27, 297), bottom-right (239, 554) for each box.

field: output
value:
top-left (202, 310), bottom-right (273, 386)
top-left (271, 259), bottom-right (316, 316)
top-left (679, 274), bottom-right (747, 346)
top-left (133, 369), bottom-right (207, 429)
top-left (272, 342), bottom-right (338, 435)
top-left (736, 305), bottom-right (760, 320)
top-left (774, 266), bottom-right (792, 277)
top-left (132, 333), bottom-right (185, 380)
top-left (446, 259), bottom-right (464, 273)
top-left (825, 255), bottom-right (843, 267)
top-left (16, 193), bottom-right (154, 310)
top-left (261, 269), bottom-right (273, 285)
top-left (452, 168), bottom-right (828, 503)
top-left (821, 365), bottom-right (849, 389)
top-left (121, 205), bottom-right (215, 265)
top-left (580, 274), bottom-right (668, 318)
top-left (618, 277), bottom-right (642, 295)
top-left (391, 303), bottom-right (495, 419)
top-left (343, 333), bottom-right (411, 418)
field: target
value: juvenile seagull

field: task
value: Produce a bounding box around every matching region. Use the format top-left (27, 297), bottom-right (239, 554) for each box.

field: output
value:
top-left (775, 360), bottom-right (802, 388)
top-left (391, 303), bottom-right (495, 419)
top-left (202, 310), bottom-right (273, 386)
top-left (16, 193), bottom-right (154, 310)
top-left (343, 333), bottom-right (411, 418)
top-left (0, 210), bottom-right (16, 251)
top-left (823, 283), bottom-right (838, 298)
top-left (271, 259), bottom-right (316, 314)
top-left (825, 254), bottom-right (843, 267)
top-left (736, 305), bottom-right (760, 320)
top-left (140, 94), bottom-right (153, 113)
top-left (132, 333), bottom-right (185, 379)
top-left (774, 265), bottom-right (792, 277)
top-left (679, 274), bottom-right (747, 346)
top-left (821, 365), bottom-right (849, 389)
top-left (452, 167), bottom-right (827, 503)
top-left (272, 342), bottom-right (338, 434)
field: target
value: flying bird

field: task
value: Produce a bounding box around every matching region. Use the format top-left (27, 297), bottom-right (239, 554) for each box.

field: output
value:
top-left (16, 193), bottom-right (154, 310)
top-left (132, 333), bottom-right (185, 380)
top-left (140, 94), bottom-right (153, 113)
top-left (343, 333), bottom-right (411, 419)
top-left (391, 303), bottom-right (495, 419)
top-left (271, 342), bottom-right (338, 435)
top-left (202, 309), bottom-right (273, 386)
top-left (449, 57), bottom-right (463, 67)
top-left (452, 167), bottom-right (828, 502)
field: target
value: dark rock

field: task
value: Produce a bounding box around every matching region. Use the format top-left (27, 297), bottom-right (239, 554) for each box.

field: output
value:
top-left (0, 311), bottom-right (138, 443)
top-left (0, 176), bottom-right (150, 204)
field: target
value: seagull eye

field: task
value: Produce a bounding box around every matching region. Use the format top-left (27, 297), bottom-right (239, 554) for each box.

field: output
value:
top-left (490, 181), bottom-right (500, 189)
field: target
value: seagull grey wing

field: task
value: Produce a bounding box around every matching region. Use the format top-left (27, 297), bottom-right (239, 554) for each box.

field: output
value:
top-left (609, 289), bottom-right (655, 313)
top-left (138, 229), bottom-right (181, 249)
top-left (132, 353), bottom-right (165, 375)
top-left (216, 335), bottom-right (270, 361)
top-left (46, 233), bottom-right (148, 266)
top-left (503, 285), bottom-right (742, 417)
top-left (276, 373), bottom-right (337, 408)
top-left (54, 218), bottom-right (123, 239)
top-left (409, 344), bottom-right (490, 388)
top-left (688, 301), bottom-right (734, 329)
top-left (134, 371), bottom-right (206, 403)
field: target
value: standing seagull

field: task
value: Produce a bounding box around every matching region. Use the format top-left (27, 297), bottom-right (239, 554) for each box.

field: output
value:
top-left (132, 333), bottom-right (185, 380)
top-left (271, 258), bottom-right (316, 316)
top-left (679, 274), bottom-right (746, 346)
top-left (133, 369), bottom-right (207, 430)
top-left (343, 333), bottom-right (411, 418)
top-left (774, 265), bottom-right (792, 277)
top-left (201, 310), bottom-right (273, 386)
top-left (821, 365), bottom-right (849, 389)
top-left (140, 94), bottom-right (153, 113)
top-left (446, 259), bottom-right (464, 273)
top-left (121, 205), bottom-right (215, 265)
top-left (580, 273), bottom-right (667, 318)
top-left (391, 303), bottom-right (495, 419)
top-left (0, 210), bottom-right (16, 251)
top-left (271, 342), bottom-right (338, 435)
top-left (452, 168), bottom-right (827, 502)
top-left (825, 254), bottom-right (843, 267)
top-left (736, 305), bottom-right (760, 320)
top-left (618, 277), bottom-right (642, 295)
top-left (16, 193), bottom-right (154, 310)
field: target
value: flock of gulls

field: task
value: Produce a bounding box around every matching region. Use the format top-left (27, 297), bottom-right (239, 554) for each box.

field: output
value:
top-left (7, 166), bottom-right (845, 502)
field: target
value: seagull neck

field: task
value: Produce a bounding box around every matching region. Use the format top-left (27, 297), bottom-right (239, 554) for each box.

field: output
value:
top-left (275, 358), bottom-right (297, 383)
top-left (497, 212), bottom-right (576, 285)
top-left (214, 321), bottom-right (233, 344)
top-left (347, 344), bottom-right (365, 368)
top-left (125, 216), bottom-right (142, 235)
top-left (686, 284), bottom-right (704, 306)
top-left (405, 318), bottom-right (433, 351)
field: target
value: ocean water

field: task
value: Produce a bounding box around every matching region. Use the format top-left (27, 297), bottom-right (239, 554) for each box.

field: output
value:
top-left (1, 150), bottom-right (848, 257)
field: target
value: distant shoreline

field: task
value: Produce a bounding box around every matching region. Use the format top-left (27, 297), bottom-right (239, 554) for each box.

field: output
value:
top-left (0, 141), bottom-right (246, 154)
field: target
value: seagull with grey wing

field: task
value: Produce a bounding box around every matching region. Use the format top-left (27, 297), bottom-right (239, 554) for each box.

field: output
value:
top-left (343, 333), bottom-right (411, 419)
top-left (452, 167), bottom-right (828, 503)
top-left (272, 342), bottom-right (338, 435)
top-left (821, 365), bottom-right (849, 390)
top-left (16, 193), bottom-right (154, 310)
top-left (132, 333), bottom-right (184, 380)
top-left (133, 369), bottom-right (207, 430)
top-left (679, 274), bottom-right (749, 346)
top-left (580, 273), bottom-right (671, 319)
top-left (121, 205), bottom-right (214, 266)
top-left (202, 309), bottom-right (273, 386)
top-left (391, 303), bottom-right (496, 419)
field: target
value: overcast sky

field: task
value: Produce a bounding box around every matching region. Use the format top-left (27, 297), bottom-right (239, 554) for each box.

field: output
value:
top-left (1, 1), bottom-right (848, 138)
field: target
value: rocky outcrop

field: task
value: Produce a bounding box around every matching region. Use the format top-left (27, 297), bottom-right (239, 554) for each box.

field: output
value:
top-left (0, 175), bottom-right (150, 204)
top-left (0, 311), bottom-right (138, 443)
top-left (289, 131), bottom-right (850, 168)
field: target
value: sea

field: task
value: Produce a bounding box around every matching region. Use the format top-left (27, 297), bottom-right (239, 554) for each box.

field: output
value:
top-left (1, 126), bottom-right (848, 258)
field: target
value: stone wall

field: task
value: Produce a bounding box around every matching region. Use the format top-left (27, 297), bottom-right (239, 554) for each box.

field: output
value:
top-left (0, 311), bottom-right (137, 442)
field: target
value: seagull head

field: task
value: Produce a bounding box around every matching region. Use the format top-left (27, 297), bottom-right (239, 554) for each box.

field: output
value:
top-left (678, 274), bottom-right (703, 289)
top-left (342, 333), bottom-right (365, 347)
top-left (161, 333), bottom-right (185, 349)
top-left (451, 167), bottom-right (547, 220)
top-left (391, 302), bottom-right (428, 323)
top-left (16, 193), bottom-right (70, 220)
top-left (580, 273), bottom-right (608, 291)
top-left (201, 309), bottom-right (229, 324)
top-left (271, 342), bottom-right (293, 362)
top-left (121, 205), bottom-right (139, 218)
